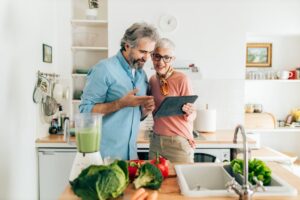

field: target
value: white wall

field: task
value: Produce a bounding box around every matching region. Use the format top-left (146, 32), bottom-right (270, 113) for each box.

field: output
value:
top-left (245, 34), bottom-right (300, 120)
top-left (108, 0), bottom-right (300, 129)
top-left (0, 0), bottom-right (58, 199)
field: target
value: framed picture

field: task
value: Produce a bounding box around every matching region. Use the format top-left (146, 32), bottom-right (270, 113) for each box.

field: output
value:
top-left (246, 43), bottom-right (272, 67)
top-left (43, 44), bottom-right (52, 63)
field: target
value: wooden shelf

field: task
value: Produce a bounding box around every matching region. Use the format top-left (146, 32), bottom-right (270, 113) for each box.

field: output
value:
top-left (72, 73), bottom-right (87, 78)
top-left (71, 19), bottom-right (108, 27)
top-left (245, 79), bottom-right (300, 83)
top-left (72, 100), bottom-right (81, 103)
top-left (246, 128), bottom-right (300, 133)
top-left (71, 46), bottom-right (108, 51)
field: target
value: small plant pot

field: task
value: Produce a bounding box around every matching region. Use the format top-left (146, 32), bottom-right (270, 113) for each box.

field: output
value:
top-left (85, 8), bottom-right (98, 20)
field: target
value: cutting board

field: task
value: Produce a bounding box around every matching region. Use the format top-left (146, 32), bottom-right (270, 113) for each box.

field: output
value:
top-left (168, 162), bottom-right (176, 177)
top-left (244, 112), bottom-right (276, 129)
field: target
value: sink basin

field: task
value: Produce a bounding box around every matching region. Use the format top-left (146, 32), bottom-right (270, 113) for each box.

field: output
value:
top-left (223, 165), bottom-right (298, 197)
top-left (175, 163), bottom-right (298, 197)
top-left (175, 163), bottom-right (236, 197)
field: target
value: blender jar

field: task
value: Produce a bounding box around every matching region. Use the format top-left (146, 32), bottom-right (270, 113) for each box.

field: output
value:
top-left (74, 113), bottom-right (102, 153)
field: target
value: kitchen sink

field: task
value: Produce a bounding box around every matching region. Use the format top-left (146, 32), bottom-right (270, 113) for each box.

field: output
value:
top-left (175, 163), bottom-right (236, 197)
top-left (223, 165), bottom-right (298, 197)
top-left (175, 163), bottom-right (298, 197)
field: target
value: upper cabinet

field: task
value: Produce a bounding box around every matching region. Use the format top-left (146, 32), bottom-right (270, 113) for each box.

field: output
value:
top-left (70, 0), bottom-right (108, 117)
top-left (244, 34), bottom-right (300, 131)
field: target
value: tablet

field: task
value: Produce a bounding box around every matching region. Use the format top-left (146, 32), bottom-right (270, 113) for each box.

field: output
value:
top-left (153, 95), bottom-right (198, 118)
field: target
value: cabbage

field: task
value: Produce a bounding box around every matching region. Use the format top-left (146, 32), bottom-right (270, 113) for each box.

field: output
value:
top-left (70, 160), bottom-right (129, 200)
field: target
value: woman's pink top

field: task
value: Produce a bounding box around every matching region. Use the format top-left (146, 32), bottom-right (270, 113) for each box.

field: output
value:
top-left (149, 71), bottom-right (196, 142)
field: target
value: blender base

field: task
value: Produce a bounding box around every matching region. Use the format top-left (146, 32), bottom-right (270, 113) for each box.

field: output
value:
top-left (69, 151), bottom-right (103, 181)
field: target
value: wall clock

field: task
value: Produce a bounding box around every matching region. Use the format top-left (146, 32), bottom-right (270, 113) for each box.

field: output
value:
top-left (159, 14), bottom-right (178, 32)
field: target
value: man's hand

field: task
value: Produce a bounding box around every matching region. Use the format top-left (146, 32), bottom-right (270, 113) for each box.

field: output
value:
top-left (119, 88), bottom-right (154, 108)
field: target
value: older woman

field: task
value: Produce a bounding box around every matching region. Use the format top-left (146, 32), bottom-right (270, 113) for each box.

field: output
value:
top-left (148, 38), bottom-right (196, 163)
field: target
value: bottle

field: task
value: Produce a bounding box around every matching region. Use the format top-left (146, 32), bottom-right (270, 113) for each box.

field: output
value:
top-left (57, 104), bottom-right (63, 132)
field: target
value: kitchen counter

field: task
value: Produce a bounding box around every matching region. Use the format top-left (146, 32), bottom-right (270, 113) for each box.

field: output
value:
top-left (36, 129), bottom-right (257, 149)
top-left (36, 134), bottom-right (76, 148)
top-left (58, 162), bottom-right (300, 200)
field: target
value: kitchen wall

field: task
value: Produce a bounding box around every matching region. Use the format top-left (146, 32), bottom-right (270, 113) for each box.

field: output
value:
top-left (245, 34), bottom-right (300, 120)
top-left (108, 0), bottom-right (300, 129)
top-left (0, 0), bottom-right (58, 199)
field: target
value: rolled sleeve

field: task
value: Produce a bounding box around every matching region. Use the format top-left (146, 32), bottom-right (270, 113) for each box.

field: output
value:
top-left (79, 65), bottom-right (110, 113)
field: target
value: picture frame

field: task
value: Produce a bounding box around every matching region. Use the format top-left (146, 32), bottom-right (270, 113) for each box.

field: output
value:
top-left (246, 43), bottom-right (272, 67)
top-left (43, 44), bottom-right (52, 63)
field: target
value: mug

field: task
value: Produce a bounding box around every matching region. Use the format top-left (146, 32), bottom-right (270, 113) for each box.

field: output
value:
top-left (289, 70), bottom-right (297, 80)
top-left (277, 70), bottom-right (292, 80)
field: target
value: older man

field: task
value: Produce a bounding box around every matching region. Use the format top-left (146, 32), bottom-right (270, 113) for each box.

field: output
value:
top-left (79, 22), bottom-right (159, 160)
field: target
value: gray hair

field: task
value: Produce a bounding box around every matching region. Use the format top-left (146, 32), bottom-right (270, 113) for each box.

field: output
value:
top-left (155, 38), bottom-right (176, 53)
top-left (120, 22), bottom-right (160, 51)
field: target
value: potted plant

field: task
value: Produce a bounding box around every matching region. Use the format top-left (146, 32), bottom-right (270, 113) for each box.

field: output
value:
top-left (86, 0), bottom-right (99, 20)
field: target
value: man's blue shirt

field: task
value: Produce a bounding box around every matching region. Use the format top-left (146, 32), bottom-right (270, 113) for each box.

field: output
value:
top-left (79, 51), bottom-right (148, 160)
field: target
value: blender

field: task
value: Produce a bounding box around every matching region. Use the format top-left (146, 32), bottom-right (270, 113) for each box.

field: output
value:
top-left (67, 113), bottom-right (103, 181)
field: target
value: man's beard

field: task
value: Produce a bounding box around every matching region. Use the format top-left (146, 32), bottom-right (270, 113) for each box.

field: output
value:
top-left (129, 54), bottom-right (145, 69)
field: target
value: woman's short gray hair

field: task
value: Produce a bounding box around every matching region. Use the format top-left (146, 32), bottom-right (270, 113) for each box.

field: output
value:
top-left (155, 38), bottom-right (176, 52)
top-left (120, 22), bottom-right (160, 51)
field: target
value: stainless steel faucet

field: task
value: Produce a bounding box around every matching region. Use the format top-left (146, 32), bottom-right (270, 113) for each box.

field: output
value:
top-left (226, 125), bottom-right (265, 200)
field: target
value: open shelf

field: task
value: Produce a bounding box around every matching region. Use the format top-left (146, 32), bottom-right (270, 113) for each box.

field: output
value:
top-left (71, 19), bottom-right (108, 27)
top-left (245, 80), bottom-right (300, 83)
top-left (246, 128), bottom-right (300, 133)
top-left (71, 46), bottom-right (108, 51)
top-left (72, 100), bottom-right (81, 104)
top-left (72, 73), bottom-right (87, 78)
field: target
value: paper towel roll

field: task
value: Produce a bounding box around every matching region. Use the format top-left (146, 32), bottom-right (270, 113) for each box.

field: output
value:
top-left (194, 109), bottom-right (216, 132)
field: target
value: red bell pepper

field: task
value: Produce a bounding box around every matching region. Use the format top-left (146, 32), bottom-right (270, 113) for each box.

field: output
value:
top-left (128, 160), bottom-right (145, 181)
top-left (150, 152), bottom-right (169, 179)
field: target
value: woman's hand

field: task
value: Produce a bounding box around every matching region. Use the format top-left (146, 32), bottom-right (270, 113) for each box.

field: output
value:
top-left (131, 188), bottom-right (158, 200)
top-left (182, 103), bottom-right (195, 116)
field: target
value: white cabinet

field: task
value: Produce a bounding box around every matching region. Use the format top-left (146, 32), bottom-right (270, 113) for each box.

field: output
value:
top-left (70, 0), bottom-right (108, 118)
top-left (38, 148), bottom-right (76, 200)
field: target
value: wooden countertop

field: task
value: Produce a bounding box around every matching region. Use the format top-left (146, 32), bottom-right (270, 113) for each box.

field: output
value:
top-left (59, 162), bottom-right (300, 200)
top-left (36, 130), bottom-right (257, 149)
top-left (36, 134), bottom-right (76, 143)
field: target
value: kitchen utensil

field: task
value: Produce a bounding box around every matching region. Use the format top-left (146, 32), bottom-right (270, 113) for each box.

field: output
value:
top-left (33, 75), bottom-right (49, 103)
top-left (42, 95), bottom-right (58, 116)
top-left (253, 104), bottom-right (263, 113)
top-left (244, 112), bottom-right (276, 129)
top-left (63, 87), bottom-right (70, 100)
top-left (68, 113), bottom-right (103, 181)
top-left (53, 82), bottom-right (63, 102)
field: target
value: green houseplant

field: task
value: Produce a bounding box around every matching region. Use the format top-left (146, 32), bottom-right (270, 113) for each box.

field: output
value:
top-left (86, 0), bottom-right (99, 20)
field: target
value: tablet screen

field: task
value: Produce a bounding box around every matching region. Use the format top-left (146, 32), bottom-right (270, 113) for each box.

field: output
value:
top-left (153, 95), bottom-right (198, 118)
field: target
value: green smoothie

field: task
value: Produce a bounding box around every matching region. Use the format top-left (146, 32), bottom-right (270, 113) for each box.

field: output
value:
top-left (76, 128), bottom-right (100, 153)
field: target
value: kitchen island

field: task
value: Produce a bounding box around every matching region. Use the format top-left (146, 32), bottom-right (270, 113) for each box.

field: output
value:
top-left (36, 130), bottom-right (258, 199)
top-left (58, 162), bottom-right (300, 200)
